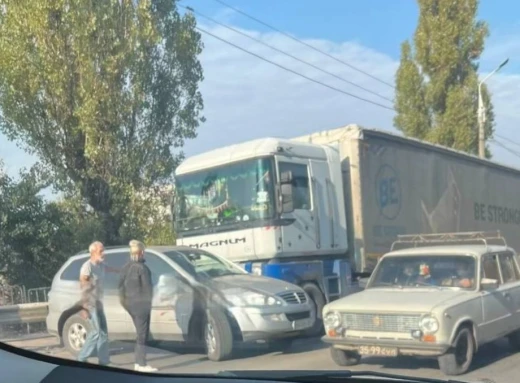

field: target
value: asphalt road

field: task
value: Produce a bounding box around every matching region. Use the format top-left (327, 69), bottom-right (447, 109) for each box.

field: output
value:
top-left (4, 335), bottom-right (519, 383)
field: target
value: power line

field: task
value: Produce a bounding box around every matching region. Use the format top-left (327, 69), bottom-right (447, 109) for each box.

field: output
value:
top-left (491, 138), bottom-right (520, 160)
top-left (494, 133), bottom-right (520, 149)
top-left (195, 25), bottom-right (395, 112)
top-left (182, 5), bottom-right (393, 104)
top-left (211, 0), bottom-right (395, 89)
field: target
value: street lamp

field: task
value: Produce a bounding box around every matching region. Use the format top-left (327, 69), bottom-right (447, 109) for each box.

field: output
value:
top-left (478, 58), bottom-right (509, 158)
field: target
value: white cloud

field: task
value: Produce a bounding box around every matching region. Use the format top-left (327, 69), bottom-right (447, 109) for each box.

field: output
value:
top-left (2, 21), bottom-right (520, 186)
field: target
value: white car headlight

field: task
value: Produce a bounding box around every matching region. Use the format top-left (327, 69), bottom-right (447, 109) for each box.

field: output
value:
top-left (324, 311), bottom-right (342, 329)
top-left (224, 289), bottom-right (283, 307)
top-left (419, 315), bottom-right (439, 334)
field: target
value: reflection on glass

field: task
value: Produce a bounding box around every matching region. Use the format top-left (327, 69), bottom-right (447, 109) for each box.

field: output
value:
top-left (369, 255), bottom-right (476, 289)
top-left (164, 249), bottom-right (245, 278)
top-left (174, 157), bottom-right (275, 232)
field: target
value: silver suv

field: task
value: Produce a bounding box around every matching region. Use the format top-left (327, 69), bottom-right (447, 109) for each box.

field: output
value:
top-left (46, 245), bottom-right (315, 361)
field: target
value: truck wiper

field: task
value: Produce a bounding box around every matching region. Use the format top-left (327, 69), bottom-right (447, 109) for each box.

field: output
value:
top-left (217, 370), bottom-right (487, 383)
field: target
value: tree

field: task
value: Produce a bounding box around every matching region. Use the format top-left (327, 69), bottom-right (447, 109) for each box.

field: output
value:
top-left (0, 0), bottom-right (204, 244)
top-left (394, 0), bottom-right (494, 157)
top-left (0, 163), bottom-right (75, 288)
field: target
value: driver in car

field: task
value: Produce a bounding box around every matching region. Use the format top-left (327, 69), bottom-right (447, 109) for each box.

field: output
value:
top-left (413, 263), bottom-right (437, 286)
top-left (441, 261), bottom-right (474, 288)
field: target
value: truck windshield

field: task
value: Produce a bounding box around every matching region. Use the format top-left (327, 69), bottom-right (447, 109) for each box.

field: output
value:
top-left (174, 157), bottom-right (275, 233)
top-left (369, 255), bottom-right (476, 289)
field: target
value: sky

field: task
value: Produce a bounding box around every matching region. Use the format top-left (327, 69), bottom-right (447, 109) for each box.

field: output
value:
top-left (2, 0), bottom-right (520, 194)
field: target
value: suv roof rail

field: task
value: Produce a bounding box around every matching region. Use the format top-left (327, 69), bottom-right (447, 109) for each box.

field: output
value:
top-left (72, 245), bottom-right (129, 257)
top-left (390, 231), bottom-right (507, 252)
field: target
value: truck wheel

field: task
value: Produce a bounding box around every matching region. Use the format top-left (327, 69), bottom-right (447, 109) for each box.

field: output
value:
top-left (205, 308), bottom-right (233, 362)
top-left (330, 347), bottom-right (360, 366)
top-left (63, 314), bottom-right (91, 357)
top-left (302, 283), bottom-right (325, 337)
top-left (267, 338), bottom-right (293, 353)
top-left (438, 327), bottom-right (474, 376)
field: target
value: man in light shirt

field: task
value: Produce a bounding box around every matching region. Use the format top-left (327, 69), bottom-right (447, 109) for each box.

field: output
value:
top-left (77, 241), bottom-right (119, 366)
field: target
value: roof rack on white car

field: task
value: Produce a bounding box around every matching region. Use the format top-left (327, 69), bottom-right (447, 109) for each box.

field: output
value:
top-left (390, 231), bottom-right (507, 251)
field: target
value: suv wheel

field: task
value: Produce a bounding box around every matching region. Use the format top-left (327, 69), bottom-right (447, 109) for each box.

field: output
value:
top-left (63, 314), bottom-right (91, 357)
top-left (204, 308), bottom-right (233, 362)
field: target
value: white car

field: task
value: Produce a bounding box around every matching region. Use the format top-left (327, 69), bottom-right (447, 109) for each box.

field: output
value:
top-left (322, 232), bottom-right (520, 376)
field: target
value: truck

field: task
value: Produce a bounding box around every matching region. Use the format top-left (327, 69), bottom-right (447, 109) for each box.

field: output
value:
top-left (172, 124), bottom-right (520, 335)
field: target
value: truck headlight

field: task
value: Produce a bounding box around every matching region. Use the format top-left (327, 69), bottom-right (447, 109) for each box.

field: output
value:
top-left (419, 315), bottom-right (439, 334)
top-left (324, 311), bottom-right (341, 329)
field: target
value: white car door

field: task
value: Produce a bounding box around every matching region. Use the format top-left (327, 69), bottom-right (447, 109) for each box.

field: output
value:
top-left (479, 253), bottom-right (515, 343)
top-left (497, 252), bottom-right (520, 326)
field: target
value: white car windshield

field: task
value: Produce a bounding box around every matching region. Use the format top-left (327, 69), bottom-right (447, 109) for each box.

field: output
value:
top-left (369, 255), bottom-right (476, 289)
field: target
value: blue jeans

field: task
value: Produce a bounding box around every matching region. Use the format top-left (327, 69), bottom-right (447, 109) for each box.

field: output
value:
top-left (77, 303), bottom-right (110, 365)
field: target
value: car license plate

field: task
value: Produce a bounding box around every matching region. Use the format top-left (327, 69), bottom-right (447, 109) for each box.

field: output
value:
top-left (358, 345), bottom-right (398, 357)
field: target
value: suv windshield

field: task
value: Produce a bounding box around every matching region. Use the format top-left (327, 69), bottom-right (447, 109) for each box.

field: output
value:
top-left (174, 157), bottom-right (275, 233)
top-left (369, 255), bottom-right (476, 289)
top-left (164, 249), bottom-right (245, 279)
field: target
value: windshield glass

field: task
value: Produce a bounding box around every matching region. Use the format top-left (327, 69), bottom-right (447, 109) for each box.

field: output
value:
top-left (369, 255), bottom-right (477, 289)
top-left (164, 249), bottom-right (245, 278)
top-left (175, 157), bottom-right (275, 232)
top-left (2, 0), bottom-right (516, 381)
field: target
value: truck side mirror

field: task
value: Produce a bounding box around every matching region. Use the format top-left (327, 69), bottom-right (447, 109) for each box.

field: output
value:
top-left (281, 183), bottom-right (294, 213)
top-left (280, 170), bottom-right (293, 184)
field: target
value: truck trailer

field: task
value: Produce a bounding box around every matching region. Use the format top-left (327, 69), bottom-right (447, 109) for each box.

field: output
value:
top-left (173, 124), bottom-right (520, 334)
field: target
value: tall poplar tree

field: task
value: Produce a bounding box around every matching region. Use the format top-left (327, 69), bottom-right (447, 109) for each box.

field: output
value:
top-left (394, 0), bottom-right (494, 157)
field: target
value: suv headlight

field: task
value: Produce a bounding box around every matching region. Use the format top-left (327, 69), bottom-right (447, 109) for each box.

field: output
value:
top-left (419, 315), bottom-right (439, 334)
top-left (324, 311), bottom-right (341, 329)
top-left (224, 289), bottom-right (283, 307)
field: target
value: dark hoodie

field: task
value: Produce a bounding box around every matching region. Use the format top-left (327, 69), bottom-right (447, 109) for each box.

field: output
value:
top-left (118, 259), bottom-right (153, 311)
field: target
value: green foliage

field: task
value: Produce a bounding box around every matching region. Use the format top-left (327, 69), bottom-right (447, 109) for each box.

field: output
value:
top-left (0, 164), bottom-right (75, 288)
top-left (394, 0), bottom-right (494, 157)
top-left (0, 0), bottom-right (204, 244)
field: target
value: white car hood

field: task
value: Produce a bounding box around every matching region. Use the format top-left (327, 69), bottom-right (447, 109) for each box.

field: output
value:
top-left (326, 288), bottom-right (470, 313)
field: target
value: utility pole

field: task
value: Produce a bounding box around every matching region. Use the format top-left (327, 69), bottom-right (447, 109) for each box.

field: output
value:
top-left (478, 58), bottom-right (509, 158)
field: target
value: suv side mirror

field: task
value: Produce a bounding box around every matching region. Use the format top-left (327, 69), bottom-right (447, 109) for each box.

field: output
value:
top-left (358, 277), bottom-right (369, 289)
top-left (480, 278), bottom-right (498, 290)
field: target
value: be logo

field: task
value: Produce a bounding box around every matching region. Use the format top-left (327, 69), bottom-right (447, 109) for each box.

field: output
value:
top-left (375, 164), bottom-right (401, 220)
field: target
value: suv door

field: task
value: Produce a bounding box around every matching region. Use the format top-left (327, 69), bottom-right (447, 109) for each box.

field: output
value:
top-left (480, 253), bottom-right (516, 343)
top-left (146, 252), bottom-right (194, 341)
top-left (102, 251), bottom-right (134, 339)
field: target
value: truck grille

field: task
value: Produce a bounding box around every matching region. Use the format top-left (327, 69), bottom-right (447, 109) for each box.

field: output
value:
top-left (278, 291), bottom-right (307, 304)
top-left (342, 313), bottom-right (421, 333)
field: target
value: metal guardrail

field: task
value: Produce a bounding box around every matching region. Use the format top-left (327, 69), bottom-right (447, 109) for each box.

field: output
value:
top-left (0, 303), bottom-right (49, 326)
top-left (0, 285), bottom-right (27, 306)
top-left (27, 287), bottom-right (51, 303)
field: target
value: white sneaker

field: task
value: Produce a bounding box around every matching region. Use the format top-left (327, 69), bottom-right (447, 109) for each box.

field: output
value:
top-left (134, 364), bottom-right (158, 372)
